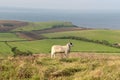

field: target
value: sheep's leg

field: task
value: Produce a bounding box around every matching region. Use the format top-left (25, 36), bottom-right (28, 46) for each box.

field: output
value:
top-left (53, 54), bottom-right (55, 58)
top-left (64, 54), bottom-right (67, 58)
top-left (51, 52), bottom-right (55, 58)
top-left (64, 52), bottom-right (68, 58)
top-left (51, 52), bottom-right (54, 58)
top-left (66, 54), bottom-right (69, 58)
top-left (65, 51), bottom-right (69, 58)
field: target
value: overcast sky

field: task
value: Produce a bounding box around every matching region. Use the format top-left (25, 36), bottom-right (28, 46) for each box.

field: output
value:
top-left (0, 0), bottom-right (120, 11)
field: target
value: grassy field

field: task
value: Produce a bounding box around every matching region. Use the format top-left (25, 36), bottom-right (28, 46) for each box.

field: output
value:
top-left (1, 39), bottom-right (120, 55)
top-left (0, 42), bottom-right (12, 55)
top-left (0, 21), bottom-right (120, 54)
top-left (42, 30), bottom-right (120, 43)
top-left (13, 21), bottom-right (74, 31)
top-left (0, 53), bottom-right (120, 80)
top-left (0, 33), bottom-right (25, 41)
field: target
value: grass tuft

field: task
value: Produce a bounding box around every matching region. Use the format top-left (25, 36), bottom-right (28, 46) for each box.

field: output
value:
top-left (60, 58), bottom-right (78, 63)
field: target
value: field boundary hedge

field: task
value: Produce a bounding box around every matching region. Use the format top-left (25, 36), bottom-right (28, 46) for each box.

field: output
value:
top-left (51, 36), bottom-right (120, 49)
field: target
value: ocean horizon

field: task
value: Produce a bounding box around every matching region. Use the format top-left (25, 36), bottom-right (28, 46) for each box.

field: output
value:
top-left (0, 8), bottom-right (120, 29)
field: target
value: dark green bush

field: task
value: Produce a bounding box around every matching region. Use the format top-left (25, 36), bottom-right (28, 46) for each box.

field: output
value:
top-left (11, 47), bottom-right (33, 57)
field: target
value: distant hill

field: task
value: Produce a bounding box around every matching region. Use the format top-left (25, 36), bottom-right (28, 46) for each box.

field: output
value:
top-left (0, 20), bottom-right (84, 40)
top-left (0, 20), bottom-right (28, 32)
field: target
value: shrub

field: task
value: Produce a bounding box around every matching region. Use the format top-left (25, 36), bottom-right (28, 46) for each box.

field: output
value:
top-left (11, 47), bottom-right (33, 57)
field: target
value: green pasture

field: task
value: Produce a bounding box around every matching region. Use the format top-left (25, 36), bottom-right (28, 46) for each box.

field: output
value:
top-left (0, 33), bottom-right (25, 41)
top-left (42, 30), bottom-right (120, 43)
top-left (0, 42), bottom-right (12, 54)
top-left (13, 21), bottom-right (74, 31)
top-left (1, 39), bottom-right (120, 54)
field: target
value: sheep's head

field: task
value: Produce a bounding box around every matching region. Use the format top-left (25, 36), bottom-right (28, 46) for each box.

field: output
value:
top-left (67, 42), bottom-right (73, 47)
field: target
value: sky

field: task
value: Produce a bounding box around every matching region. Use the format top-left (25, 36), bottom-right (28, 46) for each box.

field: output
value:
top-left (0, 0), bottom-right (120, 11)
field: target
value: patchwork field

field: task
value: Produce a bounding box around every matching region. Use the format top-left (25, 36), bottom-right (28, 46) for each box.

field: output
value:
top-left (42, 30), bottom-right (120, 43)
top-left (0, 20), bottom-right (120, 54)
top-left (2, 39), bottom-right (120, 54)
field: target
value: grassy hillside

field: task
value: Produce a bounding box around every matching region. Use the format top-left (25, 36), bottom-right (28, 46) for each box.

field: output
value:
top-left (1, 39), bottom-right (120, 54)
top-left (1, 20), bottom-right (120, 80)
top-left (0, 53), bottom-right (120, 80)
top-left (0, 20), bottom-right (28, 32)
top-left (42, 30), bottom-right (120, 43)
top-left (13, 21), bottom-right (75, 31)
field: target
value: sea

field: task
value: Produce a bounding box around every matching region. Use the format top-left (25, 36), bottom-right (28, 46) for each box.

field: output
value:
top-left (0, 8), bottom-right (120, 29)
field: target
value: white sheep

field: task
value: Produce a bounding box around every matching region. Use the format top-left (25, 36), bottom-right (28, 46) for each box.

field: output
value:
top-left (113, 43), bottom-right (120, 47)
top-left (51, 42), bottom-right (73, 58)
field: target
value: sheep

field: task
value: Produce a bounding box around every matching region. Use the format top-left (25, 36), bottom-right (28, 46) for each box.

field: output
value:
top-left (113, 43), bottom-right (120, 47)
top-left (51, 42), bottom-right (73, 58)
top-left (117, 43), bottom-right (120, 46)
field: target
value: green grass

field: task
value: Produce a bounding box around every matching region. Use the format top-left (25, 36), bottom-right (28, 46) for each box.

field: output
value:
top-left (0, 33), bottom-right (25, 41)
top-left (0, 42), bottom-right (12, 54)
top-left (42, 30), bottom-right (120, 43)
top-left (13, 21), bottom-right (74, 31)
top-left (1, 39), bottom-right (120, 54)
